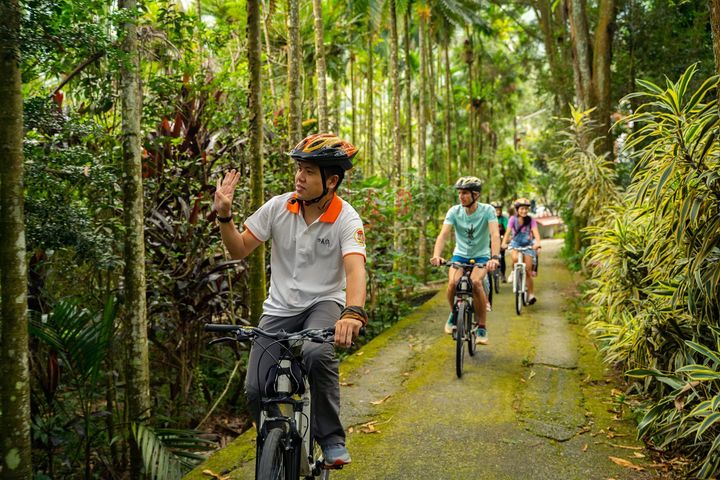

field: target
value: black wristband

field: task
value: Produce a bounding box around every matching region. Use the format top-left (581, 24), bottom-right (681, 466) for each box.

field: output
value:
top-left (491, 255), bottom-right (501, 260)
top-left (216, 214), bottom-right (233, 223)
top-left (341, 305), bottom-right (368, 323)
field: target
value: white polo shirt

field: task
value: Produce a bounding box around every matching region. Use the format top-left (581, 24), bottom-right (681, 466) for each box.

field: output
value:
top-left (243, 192), bottom-right (366, 317)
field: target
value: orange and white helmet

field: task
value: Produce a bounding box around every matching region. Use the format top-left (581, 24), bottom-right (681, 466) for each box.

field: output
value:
top-left (289, 133), bottom-right (358, 170)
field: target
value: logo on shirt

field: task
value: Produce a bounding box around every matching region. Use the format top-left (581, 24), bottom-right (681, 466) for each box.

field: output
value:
top-left (317, 237), bottom-right (331, 247)
top-left (466, 224), bottom-right (476, 241)
top-left (354, 229), bottom-right (366, 246)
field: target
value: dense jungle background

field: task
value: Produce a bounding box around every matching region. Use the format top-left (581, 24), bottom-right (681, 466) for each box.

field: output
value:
top-left (2, 0), bottom-right (720, 477)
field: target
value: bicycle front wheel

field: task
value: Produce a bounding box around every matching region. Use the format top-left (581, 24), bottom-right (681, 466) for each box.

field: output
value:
top-left (257, 428), bottom-right (287, 480)
top-left (494, 270), bottom-right (500, 294)
top-left (466, 302), bottom-right (477, 357)
top-left (487, 273), bottom-right (493, 308)
top-left (514, 269), bottom-right (523, 316)
top-left (455, 305), bottom-right (465, 378)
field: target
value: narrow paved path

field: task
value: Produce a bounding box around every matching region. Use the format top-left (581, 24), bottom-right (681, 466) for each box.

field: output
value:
top-left (334, 239), bottom-right (656, 479)
top-left (186, 239), bottom-right (659, 479)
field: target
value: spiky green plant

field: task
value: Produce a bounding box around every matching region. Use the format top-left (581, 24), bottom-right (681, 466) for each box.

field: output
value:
top-left (585, 65), bottom-right (720, 478)
top-left (132, 423), bottom-right (214, 479)
top-left (552, 105), bottom-right (622, 255)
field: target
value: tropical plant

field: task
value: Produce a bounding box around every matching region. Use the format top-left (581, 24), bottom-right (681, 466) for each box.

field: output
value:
top-left (584, 65), bottom-right (720, 478)
top-left (553, 105), bottom-right (622, 255)
top-left (133, 423), bottom-right (214, 479)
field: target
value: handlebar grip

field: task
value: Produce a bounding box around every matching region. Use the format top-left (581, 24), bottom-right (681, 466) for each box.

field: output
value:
top-left (204, 324), bottom-right (243, 332)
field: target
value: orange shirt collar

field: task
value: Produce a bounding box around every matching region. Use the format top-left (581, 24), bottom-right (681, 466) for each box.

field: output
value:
top-left (285, 193), bottom-right (343, 223)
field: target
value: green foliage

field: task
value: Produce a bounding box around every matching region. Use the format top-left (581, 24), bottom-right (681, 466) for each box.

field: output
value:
top-left (584, 66), bottom-right (720, 477)
top-left (29, 297), bottom-right (118, 478)
top-left (133, 423), bottom-right (214, 479)
top-left (551, 106), bottom-right (622, 257)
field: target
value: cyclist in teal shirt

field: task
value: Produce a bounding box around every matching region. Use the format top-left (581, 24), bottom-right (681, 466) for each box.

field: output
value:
top-left (430, 177), bottom-right (501, 345)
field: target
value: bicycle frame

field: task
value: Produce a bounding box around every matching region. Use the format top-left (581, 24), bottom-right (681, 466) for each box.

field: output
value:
top-left (509, 247), bottom-right (532, 315)
top-left (258, 340), bottom-right (316, 478)
top-left (204, 325), bottom-right (336, 479)
top-left (445, 262), bottom-right (484, 377)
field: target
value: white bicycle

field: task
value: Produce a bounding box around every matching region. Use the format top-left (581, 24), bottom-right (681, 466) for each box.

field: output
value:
top-left (508, 246), bottom-right (535, 315)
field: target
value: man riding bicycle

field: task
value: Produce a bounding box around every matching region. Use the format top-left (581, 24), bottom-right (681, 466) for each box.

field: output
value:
top-left (213, 133), bottom-right (367, 467)
top-left (502, 197), bottom-right (541, 304)
top-left (430, 176), bottom-right (501, 345)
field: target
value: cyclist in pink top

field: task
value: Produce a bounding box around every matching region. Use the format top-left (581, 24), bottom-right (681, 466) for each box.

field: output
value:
top-left (502, 198), bottom-right (541, 304)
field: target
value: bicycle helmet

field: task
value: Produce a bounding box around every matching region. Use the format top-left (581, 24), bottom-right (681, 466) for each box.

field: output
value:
top-left (454, 176), bottom-right (482, 192)
top-left (491, 201), bottom-right (503, 209)
top-left (289, 133), bottom-right (358, 170)
top-left (514, 197), bottom-right (531, 208)
top-left (289, 133), bottom-right (359, 204)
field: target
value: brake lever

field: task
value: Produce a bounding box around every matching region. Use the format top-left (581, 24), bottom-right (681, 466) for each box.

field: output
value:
top-left (208, 337), bottom-right (237, 346)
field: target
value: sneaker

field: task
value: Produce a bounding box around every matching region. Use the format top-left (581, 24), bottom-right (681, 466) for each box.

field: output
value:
top-left (444, 312), bottom-right (456, 334)
top-left (528, 295), bottom-right (537, 305)
top-left (475, 326), bottom-right (488, 345)
top-left (323, 443), bottom-right (351, 467)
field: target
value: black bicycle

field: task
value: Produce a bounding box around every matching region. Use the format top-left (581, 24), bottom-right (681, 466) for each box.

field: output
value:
top-left (204, 324), bottom-right (342, 479)
top-left (444, 261), bottom-right (485, 378)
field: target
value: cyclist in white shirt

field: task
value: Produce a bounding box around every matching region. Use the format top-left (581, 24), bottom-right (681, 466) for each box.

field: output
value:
top-left (213, 133), bottom-right (367, 467)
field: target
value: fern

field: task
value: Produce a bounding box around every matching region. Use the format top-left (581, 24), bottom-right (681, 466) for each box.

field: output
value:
top-left (132, 423), bottom-right (214, 480)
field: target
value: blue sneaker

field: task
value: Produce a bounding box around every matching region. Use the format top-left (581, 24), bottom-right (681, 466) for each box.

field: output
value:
top-left (444, 312), bottom-right (456, 334)
top-left (475, 326), bottom-right (488, 345)
top-left (323, 443), bottom-right (351, 467)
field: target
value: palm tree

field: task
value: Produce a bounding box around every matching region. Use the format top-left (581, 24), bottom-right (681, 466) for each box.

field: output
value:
top-left (417, 3), bottom-right (429, 277)
top-left (118, 0), bottom-right (151, 475)
top-left (287, 0), bottom-right (303, 145)
top-left (0, 0), bottom-right (32, 476)
top-left (312, 0), bottom-right (329, 131)
top-left (247, 0), bottom-right (267, 323)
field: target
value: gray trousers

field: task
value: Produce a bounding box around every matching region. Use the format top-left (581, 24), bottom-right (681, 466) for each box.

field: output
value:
top-left (244, 301), bottom-right (344, 447)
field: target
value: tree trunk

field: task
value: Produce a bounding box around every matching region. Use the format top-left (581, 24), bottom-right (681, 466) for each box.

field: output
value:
top-left (712, 0), bottom-right (720, 76)
top-left (247, 0), bottom-right (267, 324)
top-left (592, 0), bottom-right (616, 156)
top-left (404, 7), bottom-right (414, 172)
top-left (444, 41), bottom-right (453, 184)
top-left (390, 0), bottom-right (402, 186)
top-left (287, 0), bottom-right (302, 146)
top-left (464, 35), bottom-right (474, 173)
top-left (535, 0), bottom-right (573, 116)
top-left (417, 11), bottom-right (428, 279)
top-left (118, 0), bottom-right (151, 477)
top-left (0, 1), bottom-right (32, 477)
top-left (350, 53), bottom-right (357, 144)
top-left (366, 22), bottom-right (375, 175)
top-left (710, 0), bottom-right (720, 109)
top-left (568, 0), bottom-right (593, 109)
top-left (312, 0), bottom-right (328, 132)
top-left (262, 0), bottom-right (277, 110)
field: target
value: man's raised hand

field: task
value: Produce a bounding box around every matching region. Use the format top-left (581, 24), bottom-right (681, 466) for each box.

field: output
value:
top-left (214, 170), bottom-right (241, 216)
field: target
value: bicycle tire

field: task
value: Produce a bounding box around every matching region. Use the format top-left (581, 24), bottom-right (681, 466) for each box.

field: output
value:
top-left (494, 269), bottom-right (501, 294)
top-left (455, 305), bottom-right (465, 378)
top-left (466, 302), bottom-right (477, 357)
top-left (257, 428), bottom-right (287, 480)
top-left (515, 268), bottom-right (523, 316)
top-left (487, 273), bottom-right (493, 307)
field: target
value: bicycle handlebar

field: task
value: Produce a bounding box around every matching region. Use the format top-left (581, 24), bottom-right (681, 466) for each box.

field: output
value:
top-left (204, 324), bottom-right (365, 347)
top-left (205, 323), bottom-right (336, 341)
top-left (506, 245), bottom-right (541, 251)
top-left (443, 261), bottom-right (487, 268)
